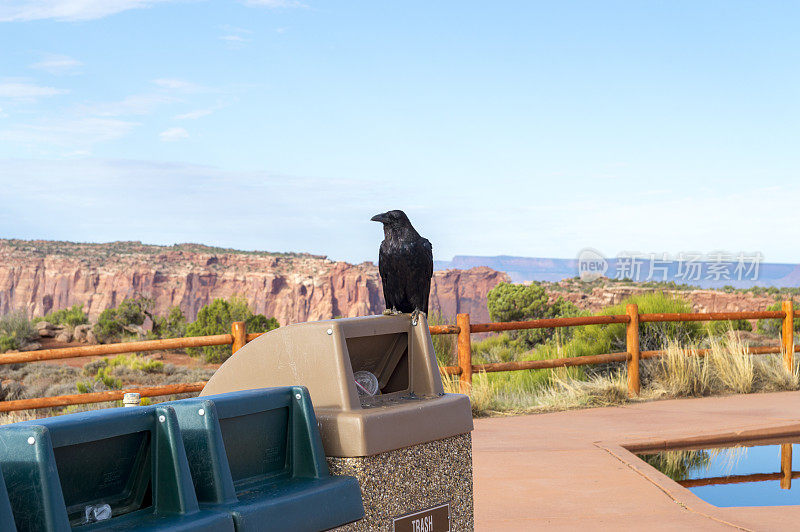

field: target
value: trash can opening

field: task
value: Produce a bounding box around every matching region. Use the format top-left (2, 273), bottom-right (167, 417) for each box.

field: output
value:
top-left (346, 332), bottom-right (409, 398)
top-left (54, 431), bottom-right (152, 526)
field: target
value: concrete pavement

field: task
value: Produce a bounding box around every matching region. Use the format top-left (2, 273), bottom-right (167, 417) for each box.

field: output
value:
top-left (472, 392), bottom-right (800, 530)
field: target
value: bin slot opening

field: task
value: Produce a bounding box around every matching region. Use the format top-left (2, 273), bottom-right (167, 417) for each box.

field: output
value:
top-left (53, 430), bottom-right (153, 526)
top-left (346, 332), bottom-right (410, 395)
top-left (218, 407), bottom-right (290, 492)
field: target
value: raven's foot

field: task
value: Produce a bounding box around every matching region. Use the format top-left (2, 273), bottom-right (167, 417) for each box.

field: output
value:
top-left (383, 308), bottom-right (402, 316)
top-left (411, 309), bottom-right (426, 326)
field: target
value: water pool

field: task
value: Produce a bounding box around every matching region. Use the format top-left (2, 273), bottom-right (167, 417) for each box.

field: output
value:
top-left (638, 440), bottom-right (800, 507)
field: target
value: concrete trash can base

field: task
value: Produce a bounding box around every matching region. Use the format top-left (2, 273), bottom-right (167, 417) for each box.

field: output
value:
top-left (328, 433), bottom-right (473, 532)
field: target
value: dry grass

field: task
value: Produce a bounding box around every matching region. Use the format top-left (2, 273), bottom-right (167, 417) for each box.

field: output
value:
top-left (0, 353), bottom-right (215, 425)
top-left (533, 369), bottom-right (628, 412)
top-left (447, 331), bottom-right (800, 416)
top-left (441, 369), bottom-right (499, 416)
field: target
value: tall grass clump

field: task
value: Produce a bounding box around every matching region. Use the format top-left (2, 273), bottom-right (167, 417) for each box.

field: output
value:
top-left (646, 343), bottom-right (710, 397)
top-left (0, 310), bottom-right (38, 353)
top-left (534, 369), bottom-right (628, 411)
top-left (440, 369), bottom-right (497, 416)
top-left (705, 335), bottom-right (754, 394)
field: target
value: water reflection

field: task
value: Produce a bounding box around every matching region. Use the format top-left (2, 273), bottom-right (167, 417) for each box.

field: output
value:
top-left (638, 441), bottom-right (800, 507)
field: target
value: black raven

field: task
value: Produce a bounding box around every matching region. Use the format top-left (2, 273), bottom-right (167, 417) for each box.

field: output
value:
top-left (371, 210), bottom-right (433, 325)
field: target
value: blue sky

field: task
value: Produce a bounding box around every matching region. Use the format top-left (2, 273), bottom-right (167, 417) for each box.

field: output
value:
top-left (0, 1), bottom-right (798, 264)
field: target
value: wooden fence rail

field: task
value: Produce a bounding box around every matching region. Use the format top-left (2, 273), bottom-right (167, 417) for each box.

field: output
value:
top-left (446, 304), bottom-right (796, 395)
top-left (1, 301), bottom-right (797, 412)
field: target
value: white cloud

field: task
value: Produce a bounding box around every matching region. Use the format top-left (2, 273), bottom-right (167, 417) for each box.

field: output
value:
top-left (220, 24), bottom-right (252, 34)
top-left (152, 78), bottom-right (205, 93)
top-left (220, 34), bottom-right (250, 49)
top-left (30, 54), bottom-right (83, 75)
top-left (241, 0), bottom-right (305, 7)
top-left (174, 108), bottom-right (213, 120)
top-left (81, 93), bottom-right (177, 117)
top-left (0, 158), bottom-right (396, 262)
top-left (0, 117), bottom-right (137, 147)
top-left (0, 81), bottom-right (68, 101)
top-left (159, 127), bottom-right (189, 142)
top-left (219, 24), bottom-right (252, 48)
top-left (0, 0), bottom-right (173, 22)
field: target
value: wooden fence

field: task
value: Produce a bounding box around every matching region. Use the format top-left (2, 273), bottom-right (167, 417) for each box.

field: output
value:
top-left (0, 301), bottom-right (796, 412)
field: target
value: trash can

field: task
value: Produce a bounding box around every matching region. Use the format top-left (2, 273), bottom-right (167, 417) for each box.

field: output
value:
top-left (202, 314), bottom-right (474, 531)
top-left (0, 406), bottom-right (235, 532)
top-left (163, 387), bottom-right (364, 531)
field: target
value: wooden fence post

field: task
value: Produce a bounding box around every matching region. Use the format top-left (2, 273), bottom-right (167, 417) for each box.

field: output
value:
top-left (782, 300), bottom-right (794, 372)
top-left (457, 313), bottom-right (472, 394)
top-left (626, 303), bottom-right (640, 397)
top-left (231, 321), bottom-right (247, 356)
top-left (781, 443), bottom-right (793, 490)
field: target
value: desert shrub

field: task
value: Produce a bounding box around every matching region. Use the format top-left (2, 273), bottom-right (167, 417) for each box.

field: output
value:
top-left (0, 336), bottom-right (16, 353)
top-left (487, 282), bottom-right (581, 348)
top-left (94, 308), bottom-right (124, 342)
top-left (33, 304), bottom-right (88, 327)
top-left (152, 306), bottom-right (187, 339)
top-left (471, 333), bottom-right (524, 364)
top-left (77, 355), bottom-right (167, 393)
top-left (93, 297), bottom-right (151, 343)
top-left (571, 292), bottom-right (703, 358)
top-left (0, 310), bottom-right (38, 353)
top-left (757, 301), bottom-right (800, 336)
top-left (107, 354), bottom-right (164, 373)
top-left (244, 313), bottom-right (280, 333)
top-left (186, 297), bottom-right (279, 362)
top-left (704, 319), bottom-right (752, 336)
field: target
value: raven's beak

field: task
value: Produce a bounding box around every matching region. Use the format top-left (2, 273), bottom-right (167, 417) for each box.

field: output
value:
top-left (370, 213), bottom-right (387, 223)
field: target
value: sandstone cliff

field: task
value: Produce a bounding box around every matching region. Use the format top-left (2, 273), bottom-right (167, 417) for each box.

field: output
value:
top-left (0, 240), bottom-right (509, 325)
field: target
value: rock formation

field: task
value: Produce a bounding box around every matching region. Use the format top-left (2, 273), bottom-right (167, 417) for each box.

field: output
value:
top-left (546, 282), bottom-right (781, 314)
top-left (0, 240), bottom-right (509, 326)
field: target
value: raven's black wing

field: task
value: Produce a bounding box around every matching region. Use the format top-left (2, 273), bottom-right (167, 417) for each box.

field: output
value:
top-left (378, 236), bottom-right (433, 314)
top-left (409, 238), bottom-right (433, 314)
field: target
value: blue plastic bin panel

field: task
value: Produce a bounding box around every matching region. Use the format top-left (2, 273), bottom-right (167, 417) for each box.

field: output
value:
top-left (77, 509), bottom-right (234, 531)
top-left (165, 387), bottom-right (364, 532)
top-left (227, 477), bottom-right (363, 532)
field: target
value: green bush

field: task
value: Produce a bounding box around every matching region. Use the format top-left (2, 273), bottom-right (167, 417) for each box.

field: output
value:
top-left (33, 304), bottom-right (88, 327)
top-left (152, 306), bottom-right (187, 339)
top-left (0, 335), bottom-right (17, 353)
top-left (704, 319), bottom-right (753, 336)
top-left (186, 297), bottom-right (279, 362)
top-left (757, 302), bottom-right (800, 336)
top-left (487, 282), bottom-right (581, 348)
top-left (0, 310), bottom-right (38, 353)
top-left (93, 297), bottom-right (150, 343)
top-left (472, 333), bottom-right (526, 364)
top-left (570, 292), bottom-right (703, 357)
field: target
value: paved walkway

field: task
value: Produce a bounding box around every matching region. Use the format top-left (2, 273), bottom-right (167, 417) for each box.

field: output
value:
top-left (472, 391), bottom-right (800, 531)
